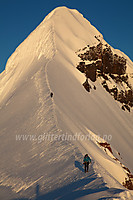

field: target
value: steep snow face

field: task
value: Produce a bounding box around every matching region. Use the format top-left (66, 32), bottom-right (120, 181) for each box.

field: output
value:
top-left (0, 6), bottom-right (103, 105)
top-left (0, 6), bottom-right (133, 199)
top-left (46, 5), bottom-right (133, 195)
top-left (0, 19), bottom-right (55, 105)
top-left (45, 6), bottom-right (103, 65)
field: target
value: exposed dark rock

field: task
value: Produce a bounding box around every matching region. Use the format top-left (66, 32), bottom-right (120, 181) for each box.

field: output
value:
top-left (102, 81), bottom-right (110, 93)
top-left (123, 167), bottom-right (131, 173)
top-left (110, 87), bottom-right (118, 100)
top-left (88, 46), bottom-right (98, 61)
top-left (121, 104), bottom-right (130, 112)
top-left (84, 63), bottom-right (96, 82)
top-left (83, 79), bottom-right (92, 92)
top-left (102, 46), bottom-right (113, 74)
top-left (129, 101), bottom-right (133, 107)
top-left (95, 35), bottom-right (101, 42)
top-left (123, 177), bottom-right (133, 190)
top-left (118, 91), bottom-right (126, 103)
top-left (78, 43), bottom-right (102, 61)
top-left (102, 80), bottom-right (106, 85)
top-left (98, 142), bottom-right (113, 154)
top-left (126, 90), bottom-right (133, 103)
top-left (121, 75), bottom-right (128, 82)
top-left (94, 85), bottom-right (96, 90)
top-left (113, 54), bottom-right (126, 75)
top-left (97, 140), bottom-right (133, 190)
top-left (96, 43), bottom-right (103, 59)
top-left (78, 42), bottom-right (127, 76)
top-left (116, 89), bottom-right (133, 108)
top-left (109, 74), bottom-right (128, 85)
top-left (122, 105), bottom-right (125, 111)
top-left (82, 46), bottom-right (87, 51)
top-left (113, 158), bottom-right (119, 161)
top-left (109, 74), bottom-right (116, 79)
top-left (77, 62), bottom-right (85, 73)
top-left (124, 104), bottom-right (130, 112)
top-left (76, 42), bottom-right (133, 111)
top-left (95, 59), bottom-right (102, 70)
top-left (102, 73), bottom-right (109, 80)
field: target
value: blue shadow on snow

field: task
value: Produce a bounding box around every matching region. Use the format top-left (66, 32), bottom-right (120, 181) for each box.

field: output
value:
top-left (12, 162), bottom-right (125, 200)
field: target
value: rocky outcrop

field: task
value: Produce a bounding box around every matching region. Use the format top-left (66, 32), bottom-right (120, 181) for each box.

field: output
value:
top-left (83, 79), bottom-right (92, 92)
top-left (102, 46), bottom-right (113, 73)
top-left (123, 176), bottom-right (133, 190)
top-left (97, 141), bottom-right (133, 190)
top-left (113, 54), bottom-right (126, 75)
top-left (78, 42), bottom-right (102, 61)
top-left (76, 39), bottom-right (133, 111)
top-left (77, 62), bottom-right (85, 73)
top-left (98, 142), bottom-right (113, 154)
top-left (84, 63), bottom-right (96, 82)
top-left (77, 43), bottom-right (127, 77)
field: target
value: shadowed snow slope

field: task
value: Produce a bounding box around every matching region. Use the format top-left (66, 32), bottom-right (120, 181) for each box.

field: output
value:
top-left (0, 6), bottom-right (133, 200)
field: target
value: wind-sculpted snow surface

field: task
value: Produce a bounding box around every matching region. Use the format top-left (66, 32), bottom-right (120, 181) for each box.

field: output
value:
top-left (0, 19), bottom-right (55, 105)
top-left (0, 6), bottom-right (133, 200)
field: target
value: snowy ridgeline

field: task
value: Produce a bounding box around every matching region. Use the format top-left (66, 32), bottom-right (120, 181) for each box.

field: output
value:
top-left (0, 6), bottom-right (133, 200)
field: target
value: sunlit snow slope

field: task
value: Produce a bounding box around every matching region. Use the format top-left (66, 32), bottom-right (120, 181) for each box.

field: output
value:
top-left (0, 6), bottom-right (133, 200)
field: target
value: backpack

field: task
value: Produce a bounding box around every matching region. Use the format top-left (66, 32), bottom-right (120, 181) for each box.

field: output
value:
top-left (84, 155), bottom-right (91, 163)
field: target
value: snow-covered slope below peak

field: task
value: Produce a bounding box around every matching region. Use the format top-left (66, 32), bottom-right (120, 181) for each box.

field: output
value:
top-left (47, 48), bottom-right (133, 199)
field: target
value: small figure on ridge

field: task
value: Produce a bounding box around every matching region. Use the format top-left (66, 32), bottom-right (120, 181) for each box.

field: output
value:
top-left (50, 92), bottom-right (53, 98)
top-left (83, 154), bottom-right (91, 173)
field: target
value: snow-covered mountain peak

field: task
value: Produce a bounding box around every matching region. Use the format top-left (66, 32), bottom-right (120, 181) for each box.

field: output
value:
top-left (0, 6), bottom-right (104, 104)
top-left (0, 7), bottom-right (133, 199)
top-left (44, 6), bottom-right (83, 21)
top-left (4, 6), bottom-right (103, 73)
